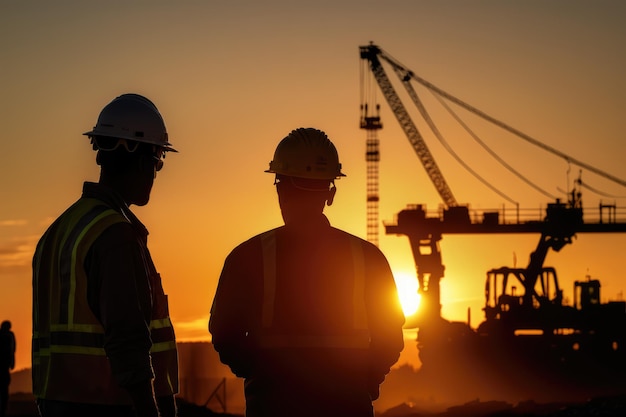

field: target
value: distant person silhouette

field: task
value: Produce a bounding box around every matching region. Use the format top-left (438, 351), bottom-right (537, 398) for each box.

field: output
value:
top-left (0, 321), bottom-right (15, 417)
top-left (32, 94), bottom-right (179, 417)
top-left (209, 128), bottom-right (405, 417)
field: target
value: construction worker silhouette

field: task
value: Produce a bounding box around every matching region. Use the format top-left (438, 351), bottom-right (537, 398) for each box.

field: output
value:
top-left (0, 321), bottom-right (15, 417)
top-left (209, 128), bottom-right (405, 417)
top-left (32, 94), bottom-right (179, 417)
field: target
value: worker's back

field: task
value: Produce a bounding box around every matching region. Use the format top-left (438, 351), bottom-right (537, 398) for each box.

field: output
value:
top-left (212, 217), bottom-right (404, 417)
top-left (209, 127), bottom-right (404, 417)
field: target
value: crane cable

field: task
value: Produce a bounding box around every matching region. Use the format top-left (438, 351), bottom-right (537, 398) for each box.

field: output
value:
top-left (391, 65), bottom-right (519, 205)
top-left (577, 180), bottom-right (626, 199)
top-left (429, 90), bottom-right (557, 200)
top-left (407, 71), bottom-right (626, 189)
top-left (375, 46), bottom-right (626, 189)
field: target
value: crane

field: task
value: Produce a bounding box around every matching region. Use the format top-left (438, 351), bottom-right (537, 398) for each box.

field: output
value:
top-left (359, 42), bottom-right (626, 325)
top-left (360, 41), bottom-right (626, 401)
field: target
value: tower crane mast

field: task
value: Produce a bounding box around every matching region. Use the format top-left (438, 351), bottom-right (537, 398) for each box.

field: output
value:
top-left (359, 103), bottom-right (382, 246)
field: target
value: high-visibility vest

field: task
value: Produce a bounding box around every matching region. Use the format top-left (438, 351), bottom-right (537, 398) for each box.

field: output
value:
top-left (257, 229), bottom-right (371, 350)
top-left (32, 197), bottom-right (177, 403)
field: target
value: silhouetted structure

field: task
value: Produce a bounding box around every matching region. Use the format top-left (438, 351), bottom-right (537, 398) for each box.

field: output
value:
top-left (176, 342), bottom-right (245, 415)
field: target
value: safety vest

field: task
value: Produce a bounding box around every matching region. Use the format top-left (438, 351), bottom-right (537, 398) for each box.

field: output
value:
top-left (257, 229), bottom-right (371, 350)
top-left (32, 197), bottom-right (177, 403)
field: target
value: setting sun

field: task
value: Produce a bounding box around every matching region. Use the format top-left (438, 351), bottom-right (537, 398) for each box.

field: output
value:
top-left (393, 271), bottom-right (421, 317)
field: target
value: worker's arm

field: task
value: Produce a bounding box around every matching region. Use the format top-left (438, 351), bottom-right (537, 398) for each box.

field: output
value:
top-left (364, 245), bottom-right (406, 399)
top-left (123, 384), bottom-right (177, 417)
top-left (156, 395), bottom-right (177, 417)
top-left (86, 223), bottom-right (159, 414)
top-left (126, 382), bottom-right (159, 417)
top-left (209, 240), bottom-right (262, 378)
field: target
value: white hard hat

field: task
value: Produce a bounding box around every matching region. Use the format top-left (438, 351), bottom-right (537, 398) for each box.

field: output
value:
top-left (265, 128), bottom-right (345, 180)
top-left (83, 93), bottom-right (176, 152)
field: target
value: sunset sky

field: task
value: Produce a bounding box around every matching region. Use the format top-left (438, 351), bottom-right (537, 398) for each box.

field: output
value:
top-left (2, 1), bottom-right (626, 372)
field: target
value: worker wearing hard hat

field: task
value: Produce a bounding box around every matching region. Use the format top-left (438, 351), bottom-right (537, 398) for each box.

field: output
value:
top-left (209, 128), bottom-right (405, 417)
top-left (32, 94), bottom-right (179, 417)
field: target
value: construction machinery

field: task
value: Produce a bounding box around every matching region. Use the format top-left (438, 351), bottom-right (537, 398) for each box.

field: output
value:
top-left (360, 42), bottom-right (626, 401)
top-left (386, 186), bottom-right (626, 368)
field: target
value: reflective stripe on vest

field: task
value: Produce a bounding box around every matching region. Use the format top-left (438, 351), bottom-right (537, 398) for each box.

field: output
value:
top-left (258, 229), bottom-right (370, 349)
top-left (32, 199), bottom-right (129, 399)
top-left (34, 202), bottom-right (125, 357)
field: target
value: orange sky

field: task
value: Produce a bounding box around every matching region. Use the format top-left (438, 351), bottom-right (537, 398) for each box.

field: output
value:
top-left (2, 1), bottom-right (626, 372)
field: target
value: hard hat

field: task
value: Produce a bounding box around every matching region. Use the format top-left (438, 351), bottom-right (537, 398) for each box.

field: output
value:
top-left (83, 93), bottom-right (177, 152)
top-left (266, 128), bottom-right (346, 180)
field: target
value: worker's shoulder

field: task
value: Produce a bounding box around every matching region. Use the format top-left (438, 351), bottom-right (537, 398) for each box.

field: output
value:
top-left (77, 200), bottom-right (132, 238)
top-left (331, 227), bottom-right (387, 256)
top-left (42, 198), bottom-right (127, 239)
top-left (228, 226), bottom-right (283, 253)
top-left (61, 197), bottom-right (128, 223)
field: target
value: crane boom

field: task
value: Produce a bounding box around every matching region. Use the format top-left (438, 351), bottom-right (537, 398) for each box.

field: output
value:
top-left (360, 43), bottom-right (457, 207)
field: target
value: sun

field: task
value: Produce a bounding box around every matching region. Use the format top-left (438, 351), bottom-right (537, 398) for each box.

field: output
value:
top-left (393, 271), bottom-right (421, 317)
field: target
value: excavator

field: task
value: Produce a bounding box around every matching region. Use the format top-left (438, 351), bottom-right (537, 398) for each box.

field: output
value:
top-left (477, 191), bottom-right (626, 360)
top-left (360, 42), bottom-right (626, 401)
